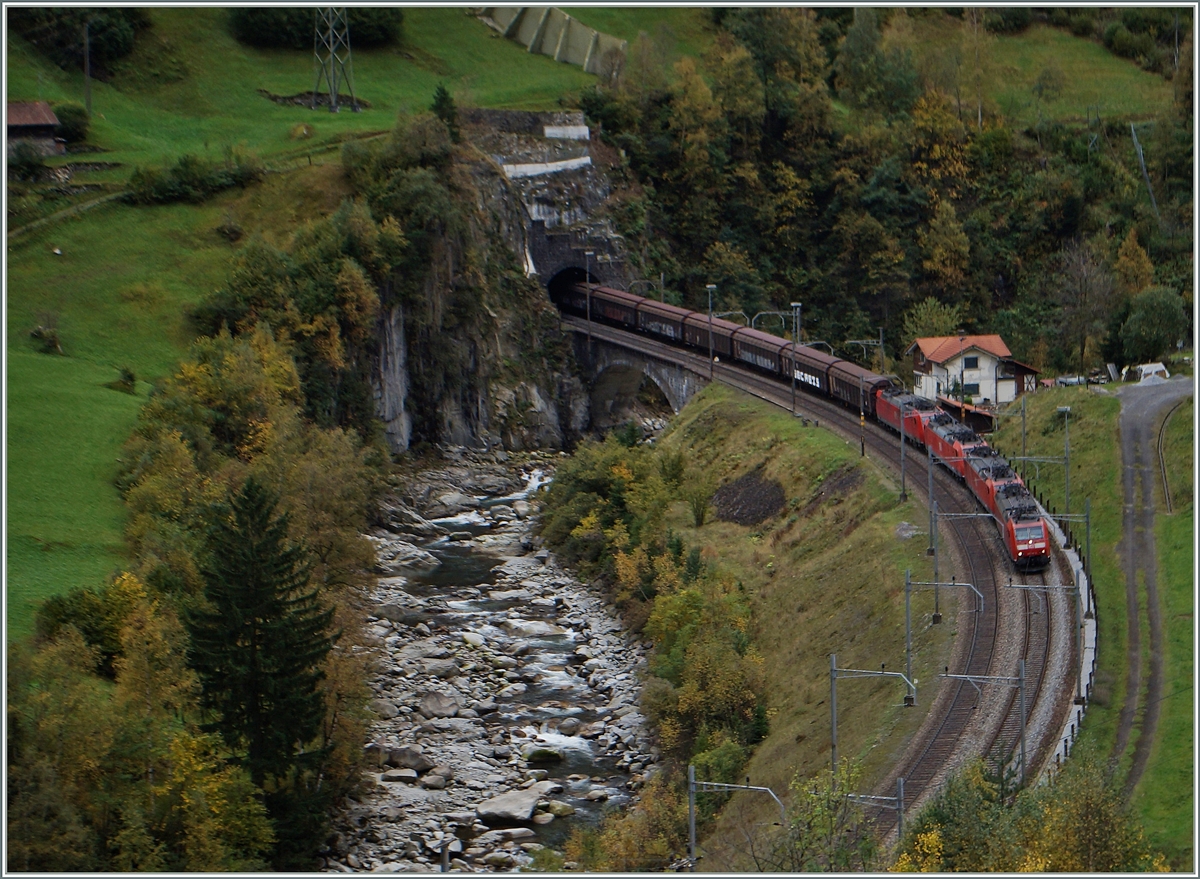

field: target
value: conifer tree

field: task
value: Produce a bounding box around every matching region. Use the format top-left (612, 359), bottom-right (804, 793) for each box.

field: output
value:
top-left (431, 84), bottom-right (460, 143)
top-left (186, 477), bottom-right (335, 786)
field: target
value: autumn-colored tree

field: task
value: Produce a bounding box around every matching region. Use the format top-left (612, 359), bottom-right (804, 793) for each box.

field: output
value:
top-left (705, 33), bottom-right (766, 160)
top-left (901, 297), bottom-right (967, 349)
top-left (919, 199), bottom-right (971, 293)
top-left (742, 759), bottom-right (877, 872)
top-left (962, 8), bottom-right (993, 129)
top-left (908, 91), bottom-right (970, 198)
top-left (565, 774), bottom-right (688, 871)
top-left (619, 29), bottom-right (671, 109)
top-left (1114, 227), bottom-right (1155, 296)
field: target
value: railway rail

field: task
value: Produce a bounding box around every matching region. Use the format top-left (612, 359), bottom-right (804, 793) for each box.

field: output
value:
top-left (563, 316), bottom-right (1075, 840)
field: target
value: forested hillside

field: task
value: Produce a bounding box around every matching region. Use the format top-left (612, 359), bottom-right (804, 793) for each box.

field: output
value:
top-left (578, 8), bottom-right (1191, 377)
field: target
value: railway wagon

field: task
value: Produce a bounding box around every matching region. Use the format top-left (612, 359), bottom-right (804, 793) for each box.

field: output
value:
top-left (876, 387), bottom-right (940, 445)
top-left (588, 286), bottom-right (642, 327)
top-left (732, 327), bottom-right (790, 374)
top-left (782, 344), bottom-right (840, 395)
top-left (636, 299), bottom-right (691, 342)
top-left (682, 312), bottom-right (740, 359)
top-left (828, 359), bottom-right (891, 416)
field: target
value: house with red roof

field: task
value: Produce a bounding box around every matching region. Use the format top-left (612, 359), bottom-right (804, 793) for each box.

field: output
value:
top-left (7, 101), bottom-right (64, 156)
top-left (906, 334), bottom-right (1040, 407)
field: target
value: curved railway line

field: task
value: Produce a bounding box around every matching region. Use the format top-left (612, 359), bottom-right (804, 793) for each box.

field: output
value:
top-left (564, 316), bottom-right (1076, 839)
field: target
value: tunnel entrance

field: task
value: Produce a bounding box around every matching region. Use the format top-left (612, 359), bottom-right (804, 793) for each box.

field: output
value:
top-left (547, 266), bottom-right (598, 306)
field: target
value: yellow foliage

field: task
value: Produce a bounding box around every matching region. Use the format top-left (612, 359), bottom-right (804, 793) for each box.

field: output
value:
top-left (570, 510), bottom-right (603, 542)
top-left (604, 519), bottom-right (631, 551)
top-left (610, 461), bottom-right (634, 483)
top-left (614, 547), bottom-right (648, 599)
top-left (652, 552), bottom-right (683, 594)
top-left (892, 827), bottom-right (944, 872)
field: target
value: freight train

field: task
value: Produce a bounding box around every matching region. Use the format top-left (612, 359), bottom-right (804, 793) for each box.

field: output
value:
top-left (555, 282), bottom-right (1051, 570)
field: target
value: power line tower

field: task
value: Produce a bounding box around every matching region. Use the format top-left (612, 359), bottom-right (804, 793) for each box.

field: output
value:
top-left (312, 8), bottom-right (359, 113)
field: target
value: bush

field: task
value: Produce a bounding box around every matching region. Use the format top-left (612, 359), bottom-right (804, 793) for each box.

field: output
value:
top-left (1069, 12), bottom-right (1096, 37)
top-left (53, 102), bottom-right (89, 143)
top-left (127, 153), bottom-right (263, 205)
top-left (1120, 7), bottom-right (1174, 37)
top-left (985, 7), bottom-right (1031, 33)
top-left (8, 141), bottom-right (46, 182)
top-left (228, 8), bottom-right (402, 49)
top-left (8, 8), bottom-right (148, 73)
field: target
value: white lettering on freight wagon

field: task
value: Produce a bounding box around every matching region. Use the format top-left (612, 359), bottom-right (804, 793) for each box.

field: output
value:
top-left (794, 369), bottom-right (823, 389)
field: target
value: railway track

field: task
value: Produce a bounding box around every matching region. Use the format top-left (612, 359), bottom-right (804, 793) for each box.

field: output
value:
top-left (563, 317), bottom-right (1074, 837)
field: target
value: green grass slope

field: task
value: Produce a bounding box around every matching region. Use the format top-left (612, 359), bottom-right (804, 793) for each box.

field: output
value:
top-left (5, 7), bottom-right (654, 640)
top-left (6, 8), bottom-right (612, 170)
top-left (1136, 398), bottom-right (1193, 869)
top-left (654, 385), bottom-right (953, 869)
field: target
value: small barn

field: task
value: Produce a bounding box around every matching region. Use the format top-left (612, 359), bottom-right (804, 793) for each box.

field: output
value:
top-left (7, 101), bottom-right (64, 157)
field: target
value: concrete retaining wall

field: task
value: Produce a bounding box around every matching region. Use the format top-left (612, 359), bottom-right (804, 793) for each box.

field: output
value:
top-left (1038, 510), bottom-right (1098, 784)
top-left (477, 7), bottom-right (627, 75)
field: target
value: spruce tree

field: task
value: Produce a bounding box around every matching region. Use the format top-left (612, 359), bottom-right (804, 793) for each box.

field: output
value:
top-left (431, 84), bottom-right (461, 143)
top-left (186, 477), bottom-right (334, 786)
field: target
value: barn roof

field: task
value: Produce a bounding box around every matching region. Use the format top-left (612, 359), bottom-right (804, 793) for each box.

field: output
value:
top-left (7, 101), bottom-right (59, 127)
top-left (908, 334), bottom-right (1012, 363)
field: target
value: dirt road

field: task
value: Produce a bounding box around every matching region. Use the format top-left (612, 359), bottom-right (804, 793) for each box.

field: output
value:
top-left (1113, 375), bottom-right (1193, 793)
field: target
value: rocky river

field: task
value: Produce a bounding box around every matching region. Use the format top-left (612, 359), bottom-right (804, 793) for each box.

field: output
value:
top-left (321, 449), bottom-right (658, 873)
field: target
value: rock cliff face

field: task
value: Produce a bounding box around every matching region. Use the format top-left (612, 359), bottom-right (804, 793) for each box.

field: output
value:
top-left (372, 110), bottom-right (624, 454)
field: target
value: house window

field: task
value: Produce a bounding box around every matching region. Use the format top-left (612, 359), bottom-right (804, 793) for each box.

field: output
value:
top-left (963, 356), bottom-right (979, 369)
top-left (964, 383), bottom-right (980, 396)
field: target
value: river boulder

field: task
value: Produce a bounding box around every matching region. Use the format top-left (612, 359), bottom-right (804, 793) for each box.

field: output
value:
top-left (475, 781), bottom-right (560, 823)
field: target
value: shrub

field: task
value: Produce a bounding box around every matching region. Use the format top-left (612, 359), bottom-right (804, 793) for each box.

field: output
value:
top-left (127, 153), bottom-right (263, 205)
top-left (113, 366), bottom-right (137, 394)
top-left (686, 483), bottom-right (713, 527)
top-left (1069, 12), bottom-right (1096, 37)
top-left (8, 8), bottom-right (148, 72)
top-left (614, 421), bottom-right (642, 447)
top-left (1120, 7), bottom-right (1174, 37)
top-left (984, 7), bottom-right (1031, 33)
top-left (8, 141), bottom-right (46, 182)
top-left (53, 102), bottom-right (89, 143)
top-left (228, 8), bottom-right (402, 49)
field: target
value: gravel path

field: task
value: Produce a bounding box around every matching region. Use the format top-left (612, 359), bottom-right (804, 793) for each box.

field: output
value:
top-left (1113, 376), bottom-right (1194, 793)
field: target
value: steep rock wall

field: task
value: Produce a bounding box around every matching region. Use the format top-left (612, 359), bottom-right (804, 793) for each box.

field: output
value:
top-left (371, 129), bottom-right (599, 454)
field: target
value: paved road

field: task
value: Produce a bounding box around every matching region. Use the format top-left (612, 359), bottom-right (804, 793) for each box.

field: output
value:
top-left (1113, 375), bottom-right (1194, 794)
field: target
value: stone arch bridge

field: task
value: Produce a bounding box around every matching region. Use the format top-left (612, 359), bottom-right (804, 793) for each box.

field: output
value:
top-left (563, 321), bottom-right (708, 431)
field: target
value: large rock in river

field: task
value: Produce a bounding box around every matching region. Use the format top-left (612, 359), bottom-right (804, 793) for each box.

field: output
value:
top-left (375, 539), bottom-right (439, 573)
top-left (475, 780), bottom-right (560, 823)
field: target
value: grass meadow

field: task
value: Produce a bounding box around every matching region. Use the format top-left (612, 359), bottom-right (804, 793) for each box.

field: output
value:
top-left (1135, 397), bottom-right (1194, 868)
top-left (992, 387), bottom-right (1193, 870)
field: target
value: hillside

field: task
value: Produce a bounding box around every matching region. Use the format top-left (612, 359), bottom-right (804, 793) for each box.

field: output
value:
top-left (654, 385), bottom-right (952, 869)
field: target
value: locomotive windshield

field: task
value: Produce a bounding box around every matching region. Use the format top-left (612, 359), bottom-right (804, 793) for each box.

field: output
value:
top-left (1016, 526), bottom-right (1043, 541)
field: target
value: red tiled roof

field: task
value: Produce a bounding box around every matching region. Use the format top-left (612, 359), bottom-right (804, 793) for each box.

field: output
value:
top-left (7, 101), bottom-right (59, 127)
top-left (912, 334), bottom-right (1011, 363)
